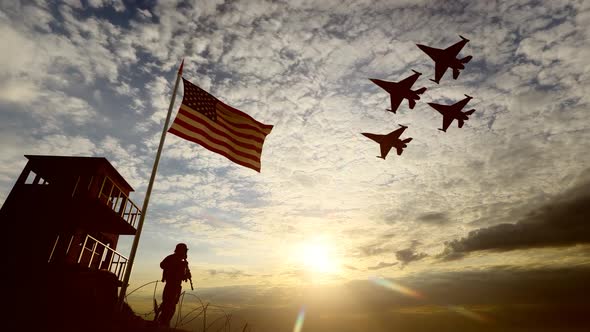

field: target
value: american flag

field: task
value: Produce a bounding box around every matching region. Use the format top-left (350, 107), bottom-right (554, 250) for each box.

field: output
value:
top-left (168, 78), bottom-right (273, 172)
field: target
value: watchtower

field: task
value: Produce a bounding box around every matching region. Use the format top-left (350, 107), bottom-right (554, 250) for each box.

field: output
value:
top-left (1, 155), bottom-right (141, 281)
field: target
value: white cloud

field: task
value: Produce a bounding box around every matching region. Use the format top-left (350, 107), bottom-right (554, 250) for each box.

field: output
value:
top-left (0, 80), bottom-right (40, 103)
top-left (62, 0), bottom-right (82, 9)
top-left (87, 0), bottom-right (125, 11)
top-left (0, 23), bottom-right (37, 77)
top-left (137, 8), bottom-right (152, 18)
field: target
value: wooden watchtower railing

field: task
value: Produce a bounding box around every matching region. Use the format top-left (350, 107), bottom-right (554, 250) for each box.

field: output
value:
top-left (48, 233), bottom-right (128, 282)
top-left (70, 175), bottom-right (142, 229)
top-left (78, 234), bottom-right (128, 281)
top-left (96, 176), bottom-right (142, 228)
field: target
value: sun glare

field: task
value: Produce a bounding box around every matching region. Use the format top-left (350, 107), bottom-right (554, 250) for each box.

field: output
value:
top-left (298, 242), bottom-right (338, 274)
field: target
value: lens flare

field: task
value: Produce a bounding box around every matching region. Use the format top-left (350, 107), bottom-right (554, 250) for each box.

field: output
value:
top-left (293, 307), bottom-right (305, 332)
top-left (447, 305), bottom-right (491, 323)
top-left (369, 277), bottom-right (491, 324)
top-left (369, 276), bottom-right (424, 299)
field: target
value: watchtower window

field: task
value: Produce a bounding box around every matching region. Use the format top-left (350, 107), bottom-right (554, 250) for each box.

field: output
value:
top-left (24, 171), bottom-right (37, 184)
top-left (24, 170), bottom-right (49, 185)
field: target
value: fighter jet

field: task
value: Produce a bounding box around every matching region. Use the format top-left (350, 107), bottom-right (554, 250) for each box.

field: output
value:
top-left (369, 70), bottom-right (427, 114)
top-left (361, 125), bottom-right (413, 159)
top-left (416, 35), bottom-right (472, 84)
top-left (427, 94), bottom-right (476, 132)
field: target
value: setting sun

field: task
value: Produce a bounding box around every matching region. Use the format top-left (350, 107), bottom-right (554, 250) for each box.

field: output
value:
top-left (298, 242), bottom-right (339, 274)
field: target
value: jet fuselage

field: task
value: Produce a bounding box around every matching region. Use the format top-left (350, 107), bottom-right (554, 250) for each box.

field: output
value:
top-left (370, 79), bottom-right (422, 101)
top-left (361, 125), bottom-right (412, 159)
top-left (427, 95), bottom-right (475, 132)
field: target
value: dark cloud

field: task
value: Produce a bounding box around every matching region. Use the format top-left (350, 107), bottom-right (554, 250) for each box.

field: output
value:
top-left (186, 264), bottom-right (590, 332)
top-left (408, 264), bottom-right (590, 308)
top-left (396, 248), bottom-right (428, 266)
top-left (357, 244), bottom-right (390, 257)
top-left (417, 212), bottom-right (450, 225)
top-left (440, 178), bottom-right (590, 260)
top-left (367, 261), bottom-right (398, 270)
top-left (380, 232), bottom-right (396, 239)
top-left (395, 240), bottom-right (428, 266)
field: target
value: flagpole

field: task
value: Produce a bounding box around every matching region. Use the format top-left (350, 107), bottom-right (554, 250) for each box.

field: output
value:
top-left (119, 59), bottom-right (184, 309)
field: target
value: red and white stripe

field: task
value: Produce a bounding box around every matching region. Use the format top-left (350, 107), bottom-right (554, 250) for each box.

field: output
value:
top-left (168, 83), bottom-right (273, 172)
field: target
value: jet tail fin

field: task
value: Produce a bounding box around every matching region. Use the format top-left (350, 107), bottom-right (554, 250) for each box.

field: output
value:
top-left (408, 99), bottom-right (416, 109)
top-left (396, 147), bottom-right (404, 156)
top-left (460, 55), bottom-right (472, 64)
top-left (402, 137), bottom-right (413, 144)
top-left (453, 68), bottom-right (461, 79)
top-left (413, 87), bottom-right (427, 95)
top-left (464, 109), bottom-right (475, 116)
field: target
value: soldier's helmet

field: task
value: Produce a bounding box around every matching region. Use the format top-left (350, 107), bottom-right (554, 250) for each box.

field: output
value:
top-left (175, 243), bottom-right (188, 253)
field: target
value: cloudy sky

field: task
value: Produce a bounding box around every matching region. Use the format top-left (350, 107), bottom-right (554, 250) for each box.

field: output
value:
top-left (1, 0), bottom-right (589, 331)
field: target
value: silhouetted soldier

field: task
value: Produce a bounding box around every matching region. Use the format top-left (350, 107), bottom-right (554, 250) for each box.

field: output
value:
top-left (157, 243), bottom-right (192, 327)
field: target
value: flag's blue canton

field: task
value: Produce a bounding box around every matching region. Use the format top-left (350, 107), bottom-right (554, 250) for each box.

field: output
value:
top-left (182, 78), bottom-right (217, 121)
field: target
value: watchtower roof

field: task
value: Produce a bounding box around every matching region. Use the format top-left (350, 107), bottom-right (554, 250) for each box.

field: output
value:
top-left (24, 155), bottom-right (135, 192)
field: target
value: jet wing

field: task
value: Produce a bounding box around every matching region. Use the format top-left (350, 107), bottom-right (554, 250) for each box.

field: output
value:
top-left (389, 95), bottom-right (404, 113)
top-left (434, 61), bottom-right (448, 83)
top-left (380, 144), bottom-right (393, 159)
top-left (361, 133), bottom-right (383, 144)
top-left (454, 96), bottom-right (472, 110)
top-left (362, 132), bottom-right (392, 159)
top-left (428, 102), bottom-right (448, 115)
top-left (444, 39), bottom-right (467, 58)
top-left (441, 115), bottom-right (454, 132)
top-left (416, 44), bottom-right (441, 61)
top-left (388, 126), bottom-right (407, 139)
top-left (398, 72), bottom-right (420, 89)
